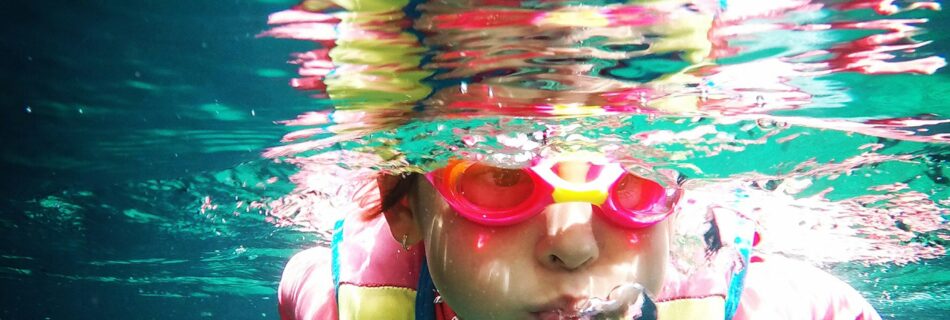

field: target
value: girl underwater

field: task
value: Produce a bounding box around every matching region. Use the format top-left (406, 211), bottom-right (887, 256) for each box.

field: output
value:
top-left (262, 0), bottom-right (945, 319)
top-left (277, 154), bottom-right (881, 319)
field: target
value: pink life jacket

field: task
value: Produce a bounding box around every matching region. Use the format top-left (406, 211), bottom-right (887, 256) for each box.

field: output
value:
top-left (280, 209), bottom-right (753, 319)
top-left (279, 193), bottom-right (882, 319)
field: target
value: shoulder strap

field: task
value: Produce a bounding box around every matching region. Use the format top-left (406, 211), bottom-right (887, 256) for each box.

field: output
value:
top-left (720, 189), bottom-right (756, 320)
top-left (331, 218), bottom-right (345, 306)
top-left (415, 259), bottom-right (437, 320)
top-left (722, 216), bottom-right (752, 320)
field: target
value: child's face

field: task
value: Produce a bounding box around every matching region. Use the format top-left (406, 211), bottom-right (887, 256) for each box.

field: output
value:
top-left (407, 161), bottom-right (670, 319)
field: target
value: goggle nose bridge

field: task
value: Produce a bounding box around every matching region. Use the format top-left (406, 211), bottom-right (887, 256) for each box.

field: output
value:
top-left (531, 163), bottom-right (626, 205)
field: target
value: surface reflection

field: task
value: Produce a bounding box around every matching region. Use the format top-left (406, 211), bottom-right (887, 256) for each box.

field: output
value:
top-left (262, 0), bottom-right (948, 264)
top-left (265, 0), bottom-right (944, 127)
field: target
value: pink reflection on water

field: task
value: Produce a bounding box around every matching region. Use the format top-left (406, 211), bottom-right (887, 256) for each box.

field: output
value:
top-left (258, 1), bottom-right (949, 264)
top-left (426, 5), bottom-right (658, 30)
top-left (834, 0), bottom-right (941, 16)
top-left (261, 0), bottom-right (945, 122)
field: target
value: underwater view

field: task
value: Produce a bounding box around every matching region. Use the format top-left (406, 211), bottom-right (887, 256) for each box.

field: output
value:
top-left (1, 0), bottom-right (948, 319)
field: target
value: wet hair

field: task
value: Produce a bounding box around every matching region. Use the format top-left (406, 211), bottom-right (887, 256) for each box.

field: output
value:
top-left (379, 173), bottom-right (421, 214)
top-left (703, 216), bottom-right (723, 256)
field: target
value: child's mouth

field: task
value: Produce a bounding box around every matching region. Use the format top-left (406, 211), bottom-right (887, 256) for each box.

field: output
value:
top-left (529, 296), bottom-right (588, 320)
top-left (530, 283), bottom-right (655, 320)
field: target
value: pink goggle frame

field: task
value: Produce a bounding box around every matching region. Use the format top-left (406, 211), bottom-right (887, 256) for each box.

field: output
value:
top-left (424, 157), bottom-right (681, 229)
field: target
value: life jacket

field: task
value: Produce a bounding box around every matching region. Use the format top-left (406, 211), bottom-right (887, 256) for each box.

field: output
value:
top-left (328, 189), bottom-right (756, 320)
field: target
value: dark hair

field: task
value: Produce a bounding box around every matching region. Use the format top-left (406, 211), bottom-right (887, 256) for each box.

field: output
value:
top-left (379, 173), bottom-right (421, 214)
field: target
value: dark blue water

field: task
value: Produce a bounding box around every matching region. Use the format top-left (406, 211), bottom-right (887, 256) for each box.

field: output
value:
top-left (1, 0), bottom-right (318, 318)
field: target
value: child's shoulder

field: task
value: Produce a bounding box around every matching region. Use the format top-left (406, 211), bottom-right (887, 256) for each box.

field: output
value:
top-left (735, 255), bottom-right (882, 320)
top-left (278, 247), bottom-right (338, 320)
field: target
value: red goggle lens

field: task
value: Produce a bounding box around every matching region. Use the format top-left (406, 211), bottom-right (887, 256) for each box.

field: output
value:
top-left (457, 163), bottom-right (536, 210)
top-left (611, 173), bottom-right (666, 212)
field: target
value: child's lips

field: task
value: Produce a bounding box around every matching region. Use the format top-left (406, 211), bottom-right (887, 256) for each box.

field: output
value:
top-left (529, 296), bottom-right (588, 320)
top-left (529, 283), bottom-right (647, 319)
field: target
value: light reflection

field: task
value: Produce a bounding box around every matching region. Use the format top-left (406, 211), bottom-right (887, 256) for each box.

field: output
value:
top-left (262, 0), bottom-right (949, 270)
top-left (476, 232), bottom-right (489, 250)
top-left (545, 203), bottom-right (595, 237)
top-left (263, 0), bottom-right (946, 153)
top-left (482, 259), bottom-right (512, 295)
top-left (628, 232), bottom-right (640, 246)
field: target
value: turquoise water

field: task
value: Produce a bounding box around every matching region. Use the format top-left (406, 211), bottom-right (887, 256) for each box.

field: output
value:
top-left (1, 0), bottom-right (948, 319)
top-left (1, 0), bottom-right (315, 318)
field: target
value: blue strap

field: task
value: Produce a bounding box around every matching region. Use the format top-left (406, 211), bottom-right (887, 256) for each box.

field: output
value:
top-left (723, 190), bottom-right (754, 320)
top-left (724, 264), bottom-right (748, 320)
top-left (330, 218), bottom-right (345, 305)
top-left (415, 259), bottom-right (437, 320)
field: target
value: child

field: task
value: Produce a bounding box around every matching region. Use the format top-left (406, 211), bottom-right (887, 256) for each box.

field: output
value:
top-left (277, 153), bottom-right (882, 319)
top-left (265, 1), bottom-right (911, 318)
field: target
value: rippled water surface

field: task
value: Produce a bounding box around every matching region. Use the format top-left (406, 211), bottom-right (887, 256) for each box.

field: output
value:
top-left (1, 0), bottom-right (948, 319)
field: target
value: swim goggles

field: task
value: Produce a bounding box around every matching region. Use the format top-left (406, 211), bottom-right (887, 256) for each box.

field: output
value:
top-left (424, 157), bottom-right (681, 229)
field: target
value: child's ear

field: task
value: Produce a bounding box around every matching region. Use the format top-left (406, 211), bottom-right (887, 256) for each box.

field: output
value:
top-left (377, 174), bottom-right (422, 246)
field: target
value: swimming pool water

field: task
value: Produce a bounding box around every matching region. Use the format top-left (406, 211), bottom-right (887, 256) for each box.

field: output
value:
top-left (1, 0), bottom-right (947, 319)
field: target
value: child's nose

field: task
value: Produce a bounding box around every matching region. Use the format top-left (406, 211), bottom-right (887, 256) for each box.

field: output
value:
top-left (536, 202), bottom-right (600, 271)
